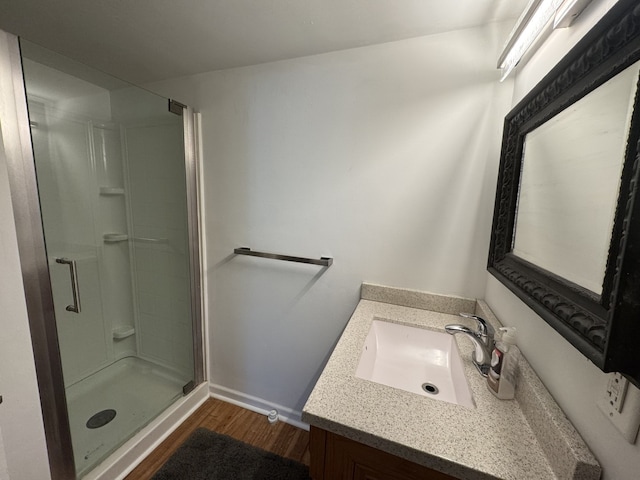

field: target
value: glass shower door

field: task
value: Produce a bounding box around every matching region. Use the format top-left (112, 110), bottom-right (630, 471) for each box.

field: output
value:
top-left (21, 40), bottom-right (197, 477)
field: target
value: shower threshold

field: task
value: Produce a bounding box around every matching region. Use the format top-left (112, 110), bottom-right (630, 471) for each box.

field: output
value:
top-left (65, 356), bottom-right (187, 478)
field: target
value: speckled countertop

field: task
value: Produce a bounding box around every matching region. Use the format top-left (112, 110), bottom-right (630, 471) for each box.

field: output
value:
top-left (302, 283), bottom-right (601, 480)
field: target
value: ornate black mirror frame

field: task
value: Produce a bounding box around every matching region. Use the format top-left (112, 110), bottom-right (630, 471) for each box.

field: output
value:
top-left (488, 0), bottom-right (640, 385)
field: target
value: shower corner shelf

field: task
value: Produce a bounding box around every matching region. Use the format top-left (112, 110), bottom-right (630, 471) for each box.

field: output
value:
top-left (99, 186), bottom-right (125, 196)
top-left (112, 326), bottom-right (135, 340)
top-left (103, 233), bottom-right (128, 243)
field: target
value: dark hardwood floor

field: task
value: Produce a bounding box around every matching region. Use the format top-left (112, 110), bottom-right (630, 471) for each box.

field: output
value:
top-left (124, 398), bottom-right (311, 479)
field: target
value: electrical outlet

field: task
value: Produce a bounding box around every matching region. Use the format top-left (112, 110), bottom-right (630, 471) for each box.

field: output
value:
top-left (597, 372), bottom-right (640, 443)
top-left (606, 372), bottom-right (628, 412)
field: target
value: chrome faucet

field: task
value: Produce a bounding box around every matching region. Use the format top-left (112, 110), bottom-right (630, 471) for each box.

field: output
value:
top-left (445, 313), bottom-right (495, 377)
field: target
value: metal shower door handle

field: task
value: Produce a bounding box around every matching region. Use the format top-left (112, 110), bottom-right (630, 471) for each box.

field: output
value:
top-left (55, 257), bottom-right (81, 313)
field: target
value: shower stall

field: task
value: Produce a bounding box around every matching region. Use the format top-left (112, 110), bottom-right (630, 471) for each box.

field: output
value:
top-left (2, 37), bottom-right (204, 479)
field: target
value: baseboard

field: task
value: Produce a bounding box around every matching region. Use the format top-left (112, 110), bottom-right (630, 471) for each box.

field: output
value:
top-left (84, 382), bottom-right (209, 480)
top-left (210, 383), bottom-right (309, 431)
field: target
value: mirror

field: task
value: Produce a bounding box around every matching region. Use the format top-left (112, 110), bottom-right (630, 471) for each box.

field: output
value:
top-left (512, 63), bottom-right (639, 296)
top-left (489, 0), bottom-right (640, 385)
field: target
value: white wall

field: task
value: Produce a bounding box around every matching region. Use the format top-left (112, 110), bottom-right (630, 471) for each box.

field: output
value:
top-left (485, 1), bottom-right (640, 479)
top-left (150, 23), bottom-right (513, 416)
top-left (0, 138), bottom-right (51, 480)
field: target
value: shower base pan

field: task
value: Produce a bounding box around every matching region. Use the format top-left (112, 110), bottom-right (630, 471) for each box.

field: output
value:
top-left (65, 356), bottom-right (186, 477)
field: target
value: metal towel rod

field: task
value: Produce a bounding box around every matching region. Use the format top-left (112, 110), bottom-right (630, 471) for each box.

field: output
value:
top-left (234, 247), bottom-right (333, 267)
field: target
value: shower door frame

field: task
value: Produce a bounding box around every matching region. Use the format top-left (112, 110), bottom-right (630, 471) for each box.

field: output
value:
top-left (0, 33), bottom-right (205, 479)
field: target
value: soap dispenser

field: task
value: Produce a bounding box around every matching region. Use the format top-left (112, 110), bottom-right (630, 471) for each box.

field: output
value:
top-left (487, 327), bottom-right (520, 400)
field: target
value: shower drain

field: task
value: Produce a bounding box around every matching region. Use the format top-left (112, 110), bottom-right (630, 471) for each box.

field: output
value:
top-left (86, 409), bottom-right (117, 429)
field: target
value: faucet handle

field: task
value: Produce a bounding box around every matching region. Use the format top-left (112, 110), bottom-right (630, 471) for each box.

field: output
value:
top-left (459, 313), bottom-right (495, 339)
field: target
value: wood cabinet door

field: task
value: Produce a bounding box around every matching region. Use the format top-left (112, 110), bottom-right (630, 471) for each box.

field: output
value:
top-left (311, 426), bottom-right (457, 480)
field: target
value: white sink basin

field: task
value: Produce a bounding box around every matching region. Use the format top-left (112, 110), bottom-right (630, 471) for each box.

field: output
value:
top-left (355, 320), bottom-right (475, 408)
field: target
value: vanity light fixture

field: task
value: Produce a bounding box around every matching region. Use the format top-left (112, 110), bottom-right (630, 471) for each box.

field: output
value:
top-left (498, 0), bottom-right (565, 81)
top-left (554, 0), bottom-right (594, 28)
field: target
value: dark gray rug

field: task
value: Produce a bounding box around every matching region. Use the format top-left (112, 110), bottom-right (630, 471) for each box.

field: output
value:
top-left (152, 428), bottom-right (311, 479)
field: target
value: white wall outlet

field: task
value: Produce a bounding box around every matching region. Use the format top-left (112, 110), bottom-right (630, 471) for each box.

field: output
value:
top-left (597, 372), bottom-right (640, 443)
top-left (606, 372), bottom-right (628, 413)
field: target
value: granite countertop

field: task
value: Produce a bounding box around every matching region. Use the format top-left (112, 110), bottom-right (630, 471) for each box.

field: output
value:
top-left (301, 283), bottom-right (600, 480)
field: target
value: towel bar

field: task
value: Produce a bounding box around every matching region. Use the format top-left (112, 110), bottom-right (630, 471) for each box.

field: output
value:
top-left (234, 247), bottom-right (332, 267)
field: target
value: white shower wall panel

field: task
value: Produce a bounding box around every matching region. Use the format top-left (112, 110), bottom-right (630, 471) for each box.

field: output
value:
top-left (32, 108), bottom-right (97, 251)
top-left (126, 122), bottom-right (193, 377)
top-left (49, 255), bottom-right (111, 387)
top-left (28, 100), bottom-right (116, 386)
top-left (93, 124), bottom-right (136, 358)
top-left (94, 124), bottom-right (125, 187)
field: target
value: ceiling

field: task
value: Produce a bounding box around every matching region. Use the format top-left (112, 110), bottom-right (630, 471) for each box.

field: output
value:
top-left (0, 0), bottom-right (528, 85)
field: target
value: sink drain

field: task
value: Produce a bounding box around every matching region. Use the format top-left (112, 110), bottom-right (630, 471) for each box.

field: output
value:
top-left (421, 383), bottom-right (439, 395)
top-left (86, 409), bottom-right (116, 429)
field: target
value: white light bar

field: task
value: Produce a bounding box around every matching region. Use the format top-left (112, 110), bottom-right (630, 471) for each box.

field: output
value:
top-left (554, 0), bottom-right (594, 29)
top-left (498, 0), bottom-right (565, 81)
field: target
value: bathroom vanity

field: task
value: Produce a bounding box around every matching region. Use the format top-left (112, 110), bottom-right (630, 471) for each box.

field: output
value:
top-left (302, 284), bottom-right (601, 480)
